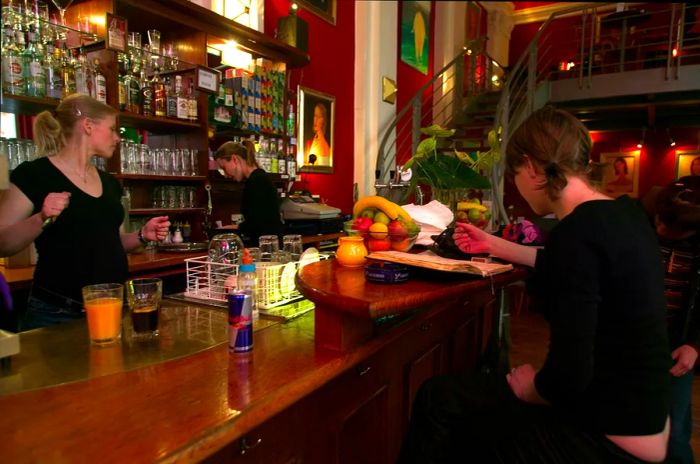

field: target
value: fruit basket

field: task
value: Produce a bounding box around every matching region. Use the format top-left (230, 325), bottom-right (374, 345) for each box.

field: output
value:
top-left (344, 220), bottom-right (419, 252)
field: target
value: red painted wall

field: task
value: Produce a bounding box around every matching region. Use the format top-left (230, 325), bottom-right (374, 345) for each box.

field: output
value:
top-left (265, 0), bottom-right (355, 214)
top-left (395, 1), bottom-right (436, 166)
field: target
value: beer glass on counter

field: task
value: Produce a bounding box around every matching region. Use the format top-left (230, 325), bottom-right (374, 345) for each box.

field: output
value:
top-left (82, 283), bottom-right (124, 345)
top-left (126, 278), bottom-right (163, 338)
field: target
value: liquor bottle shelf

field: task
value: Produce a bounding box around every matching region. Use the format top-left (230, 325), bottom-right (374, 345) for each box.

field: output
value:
top-left (0, 94), bottom-right (59, 115)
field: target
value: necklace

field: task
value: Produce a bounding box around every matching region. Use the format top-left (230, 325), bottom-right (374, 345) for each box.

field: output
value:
top-left (57, 157), bottom-right (91, 184)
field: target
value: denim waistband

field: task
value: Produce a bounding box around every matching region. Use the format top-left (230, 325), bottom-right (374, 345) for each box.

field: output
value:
top-left (30, 286), bottom-right (84, 315)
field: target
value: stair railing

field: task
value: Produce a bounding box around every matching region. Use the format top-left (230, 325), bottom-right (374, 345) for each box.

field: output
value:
top-left (374, 37), bottom-right (503, 205)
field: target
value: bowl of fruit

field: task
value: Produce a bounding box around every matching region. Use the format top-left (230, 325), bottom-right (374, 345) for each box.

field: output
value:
top-left (454, 198), bottom-right (491, 229)
top-left (345, 196), bottom-right (421, 253)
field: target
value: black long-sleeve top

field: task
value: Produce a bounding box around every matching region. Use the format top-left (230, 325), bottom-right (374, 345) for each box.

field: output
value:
top-left (532, 196), bottom-right (670, 436)
top-left (239, 168), bottom-right (283, 246)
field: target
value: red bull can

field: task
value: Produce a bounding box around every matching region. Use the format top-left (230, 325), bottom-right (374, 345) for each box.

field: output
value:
top-left (228, 290), bottom-right (253, 353)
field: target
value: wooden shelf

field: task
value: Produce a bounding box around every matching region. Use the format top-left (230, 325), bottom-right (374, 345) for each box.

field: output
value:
top-left (116, 174), bottom-right (207, 181)
top-left (0, 94), bottom-right (59, 116)
top-left (130, 208), bottom-right (207, 215)
top-left (117, 0), bottom-right (310, 68)
top-left (118, 112), bottom-right (201, 132)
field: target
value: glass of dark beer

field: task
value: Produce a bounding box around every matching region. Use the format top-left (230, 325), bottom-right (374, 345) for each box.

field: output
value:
top-left (126, 278), bottom-right (162, 338)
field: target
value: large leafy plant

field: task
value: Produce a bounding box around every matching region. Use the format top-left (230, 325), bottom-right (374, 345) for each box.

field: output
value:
top-left (401, 124), bottom-right (499, 197)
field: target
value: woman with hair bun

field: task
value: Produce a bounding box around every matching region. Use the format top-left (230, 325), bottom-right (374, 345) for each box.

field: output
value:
top-left (400, 106), bottom-right (671, 463)
top-left (0, 94), bottom-right (170, 330)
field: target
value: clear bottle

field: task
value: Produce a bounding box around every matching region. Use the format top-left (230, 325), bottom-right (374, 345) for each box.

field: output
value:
top-left (166, 77), bottom-right (178, 118)
top-left (287, 144), bottom-right (297, 180)
top-left (23, 25), bottom-right (45, 98)
top-left (45, 44), bottom-right (63, 100)
top-left (73, 48), bottom-right (89, 96)
top-left (238, 248), bottom-right (258, 322)
top-left (93, 58), bottom-right (107, 103)
top-left (60, 43), bottom-right (75, 97)
top-left (188, 82), bottom-right (197, 122)
top-left (2, 22), bottom-right (25, 95)
top-left (277, 142), bottom-right (287, 175)
top-left (175, 75), bottom-right (188, 120)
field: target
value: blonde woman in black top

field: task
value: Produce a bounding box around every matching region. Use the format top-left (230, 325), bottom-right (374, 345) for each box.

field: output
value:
top-left (0, 94), bottom-right (170, 330)
top-left (400, 107), bottom-right (670, 463)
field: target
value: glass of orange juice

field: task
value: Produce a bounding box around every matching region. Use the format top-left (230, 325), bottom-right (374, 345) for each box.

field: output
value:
top-left (82, 283), bottom-right (124, 345)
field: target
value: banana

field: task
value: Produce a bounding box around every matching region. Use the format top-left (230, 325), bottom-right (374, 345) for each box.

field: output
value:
top-left (353, 196), bottom-right (414, 223)
top-left (457, 201), bottom-right (487, 212)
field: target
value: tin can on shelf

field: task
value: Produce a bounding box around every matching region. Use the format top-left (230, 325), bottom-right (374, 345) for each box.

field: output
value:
top-left (228, 290), bottom-right (253, 353)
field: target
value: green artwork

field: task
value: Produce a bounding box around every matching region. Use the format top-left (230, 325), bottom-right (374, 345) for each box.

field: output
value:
top-left (401, 1), bottom-right (430, 75)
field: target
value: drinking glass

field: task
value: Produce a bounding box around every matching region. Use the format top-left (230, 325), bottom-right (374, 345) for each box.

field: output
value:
top-left (147, 29), bottom-right (161, 55)
top-left (82, 283), bottom-right (124, 345)
top-left (126, 278), bottom-right (162, 338)
top-left (282, 234), bottom-right (303, 261)
top-left (258, 235), bottom-right (279, 262)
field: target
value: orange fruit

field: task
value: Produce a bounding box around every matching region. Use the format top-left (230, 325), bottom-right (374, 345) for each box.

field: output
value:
top-left (369, 222), bottom-right (388, 239)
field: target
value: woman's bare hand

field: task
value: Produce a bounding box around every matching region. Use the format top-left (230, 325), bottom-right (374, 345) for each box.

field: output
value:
top-left (41, 192), bottom-right (71, 222)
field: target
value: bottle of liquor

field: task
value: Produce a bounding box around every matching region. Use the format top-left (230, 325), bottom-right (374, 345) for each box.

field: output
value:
top-left (73, 48), bottom-right (89, 96)
top-left (2, 21), bottom-right (25, 95)
top-left (287, 144), bottom-right (297, 180)
top-left (166, 77), bottom-right (178, 119)
top-left (127, 68), bottom-right (140, 113)
top-left (93, 58), bottom-right (107, 103)
top-left (44, 43), bottom-right (63, 100)
top-left (22, 25), bottom-right (46, 98)
top-left (286, 102), bottom-right (295, 137)
top-left (152, 68), bottom-right (166, 117)
top-left (175, 75), bottom-right (188, 120)
top-left (188, 82), bottom-right (197, 123)
top-left (60, 43), bottom-right (76, 97)
top-left (139, 69), bottom-right (153, 116)
top-left (269, 139), bottom-right (278, 174)
top-left (277, 141), bottom-right (286, 176)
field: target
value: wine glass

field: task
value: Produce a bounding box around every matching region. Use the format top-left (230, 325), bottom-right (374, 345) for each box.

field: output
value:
top-left (49, 0), bottom-right (74, 27)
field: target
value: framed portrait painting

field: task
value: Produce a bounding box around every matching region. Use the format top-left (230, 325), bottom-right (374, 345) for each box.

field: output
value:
top-left (297, 86), bottom-right (335, 174)
top-left (601, 152), bottom-right (640, 198)
top-left (676, 151), bottom-right (700, 179)
top-left (400, 1), bottom-right (431, 75)
top-left (296, 0), bottom-right (336, 25)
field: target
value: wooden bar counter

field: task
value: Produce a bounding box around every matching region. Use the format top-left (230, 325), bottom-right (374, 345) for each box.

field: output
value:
top-left (0, 259), bottom-right (526, 463)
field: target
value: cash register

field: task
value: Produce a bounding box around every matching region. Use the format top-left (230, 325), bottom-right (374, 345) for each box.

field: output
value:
top-left (280, 194), bottom-right (341, 220)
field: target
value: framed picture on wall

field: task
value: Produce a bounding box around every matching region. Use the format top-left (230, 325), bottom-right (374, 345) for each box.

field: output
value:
top-left (601, 152), bottom-right (640, 198)
top-left (400, 1), bottom-right (431, 75)
top-left (296, 0), bottom-right (336, 25)
top-left (297, 86), bottom-right (335, 174)
top-left (676, 151), bottom-right (700, 179)
top-left (105, 13), bottom-right (127, 52)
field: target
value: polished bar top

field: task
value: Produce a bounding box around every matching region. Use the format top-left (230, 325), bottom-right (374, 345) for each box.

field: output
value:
top-left (0, 300), bottom-right (270, 396)
top-left (0, 259), bottom-right (526, 463)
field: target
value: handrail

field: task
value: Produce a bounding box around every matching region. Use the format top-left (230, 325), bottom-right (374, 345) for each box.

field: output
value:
top-left (375, 37), bottom-right (504, 204)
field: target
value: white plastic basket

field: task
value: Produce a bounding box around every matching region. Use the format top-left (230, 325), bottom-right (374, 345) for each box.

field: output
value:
top-left (184, 253), bottom-right (327, 310)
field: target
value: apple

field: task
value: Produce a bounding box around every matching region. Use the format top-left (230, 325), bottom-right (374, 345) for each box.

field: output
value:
top-left (352, 217), bottom-right (373, 233)
top-left (391, 238), bottom-right (413, 252)
top-left (373, 211), bottom-right (391, 225)
top-left (359, 209), bottom-right (376, 219)
top-left (368, 237), bottom-right (391, 252)
top-left (387, 220), bottom-right (408, 241)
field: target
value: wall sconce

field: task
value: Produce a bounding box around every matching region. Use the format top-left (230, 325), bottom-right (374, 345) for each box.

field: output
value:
top-left (667, 129), bottom-right (676, 147)
top-left (636, 128), bottom-right (645, 149)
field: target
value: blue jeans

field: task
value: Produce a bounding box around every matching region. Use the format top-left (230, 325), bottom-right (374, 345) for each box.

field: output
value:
top-left (668, 371), bottom-right (695, 464)
top-left (21, 289), bottom-right (85, 331)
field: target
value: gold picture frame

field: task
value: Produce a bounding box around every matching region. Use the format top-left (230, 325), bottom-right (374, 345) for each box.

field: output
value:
top-left (675, 151), bottom-right (700, 179)
top-left (601, 152), bottom-right (640, 198)
top-left (296, 0), bottom-right (337, 25)
top-left (297, 86), bottom-right (335, 174)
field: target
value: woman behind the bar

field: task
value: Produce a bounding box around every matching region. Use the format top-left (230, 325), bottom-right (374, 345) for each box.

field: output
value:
top-left (0, 94), bottom-right (170, 330)
top-left (214, 140), bottom-right (283, 246)
top-left (399, 106), bottom-right (671, 463)
top-left (646, 176), bottom-right (700, 464)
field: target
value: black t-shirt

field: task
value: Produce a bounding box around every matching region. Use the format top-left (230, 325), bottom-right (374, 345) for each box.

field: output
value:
top-left (532, 196), bottom-right (670, 436)
top-left (239, 168), bottom-right (283, 245)
top-left (11, 157), bottom-right (128, 302)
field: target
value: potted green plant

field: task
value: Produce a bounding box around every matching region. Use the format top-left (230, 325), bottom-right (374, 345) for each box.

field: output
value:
top-left (401, 124), bottom-right (500, 213)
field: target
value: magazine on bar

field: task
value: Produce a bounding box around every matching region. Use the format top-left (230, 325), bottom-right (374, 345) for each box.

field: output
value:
top-left (366, 250), bottom-right (513, 277)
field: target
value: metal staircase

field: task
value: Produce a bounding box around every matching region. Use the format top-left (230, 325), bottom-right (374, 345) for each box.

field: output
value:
top-left (375, 2), bottom-right (700, 227)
